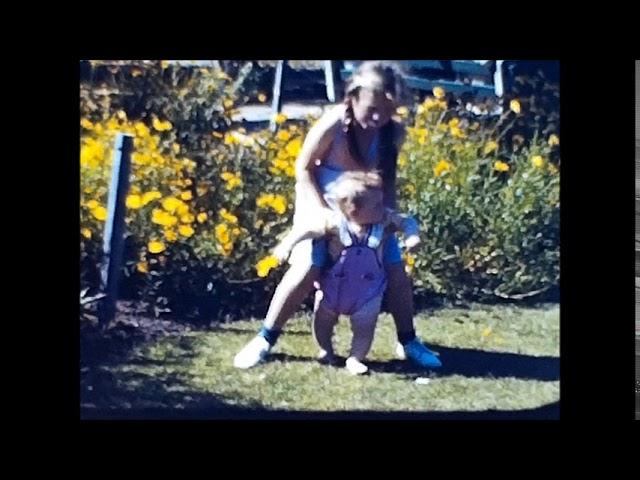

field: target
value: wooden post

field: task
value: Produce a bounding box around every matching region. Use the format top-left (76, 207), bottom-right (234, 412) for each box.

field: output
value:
top-left (98, 133), bottom-right (134, 328)
top-left (270, 60), bottom-right (285, 132)
top-left (494, 60), bottom-right (504, 97)
top-left (324, 60), bottom-right (336, 103)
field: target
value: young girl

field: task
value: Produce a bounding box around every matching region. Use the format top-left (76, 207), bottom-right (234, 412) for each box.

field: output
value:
top-left (273, 171), bottom-right (422, 375)
top-left (234, 61), bottom-right (441, 370)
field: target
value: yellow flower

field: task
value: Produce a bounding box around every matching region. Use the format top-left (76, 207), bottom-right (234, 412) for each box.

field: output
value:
top-left (274, 113), bottom-right (287, 125)
top-left (481, 327), bottom-right (492, 338)
top-left (116, 110), bottom-right (127, 120)
top-left (220, 172), bottom-right (242, 190)
top-left (224, 133), bottom-right (239, 145)
top-left (152, 117), bottom-right (172, 132)
top-left (256, 255), bottom-right (280, 277)
top-left (396, 106), bottom-right (409, 117)
top-left (220, 208), bottom-right (238, 224)
top-left (178, 225), bottom-right (195, 237)
top-left (232, 227), bottom-right (241, 236)
top-left (548, 134), bottom-right (560, 146)
top-left (215, 223), bottom-right (230, 244)
top-left (227, 178), bottom-right (242, 190)
top-left (136, 261), bottom-right (149, 273)
top-left (197, 212), bottom-right (208, 223)
top-left (81, 228), bottom-right (92, 239)
top-left (432, 86), bottom-right (445, 99)
top-left (152, 209), bottom-right (178, 227)
top-left (510, 99), bottom-right (521, 114)
top-left (433, 159), bottom-right (452, 177)
top-left (134, 122), bottom-right (150, 138)
top-left (494, 161), bottom-right (510, 172)
top-left (106, 118), bottom-right (119, 131)
top-left (177, 203), bottom-right (191, 217)
top-left (148, 241), bottom-right (166, 253)
top-left (164, 229), bottom-right (178, 242)
top-left (405, 252), bottom-right (415, 267)
top-left (271, 195), bottom-right (287, 214)
top-left (92, 206), bottom-right (108, 221)
top-left (531, 155), bottom-right (545, 169)
top-left (80, 118), bottom-right (94, 130)
top-left (180, 214), bottom-right (195, 224)
top-left (257, 194), bottom-right (273, 208)
top-left (172, 143), bottom-right (180, 154)
top-left (285, 138), bottom-right (302, 157)
top-left (448, 118), bottom-right (460, 128)
top-left (86, 200), bottom-right (99, 210)
top-left (162, 197), bottom-right (182, 213)
top-left (257, 194), bottom-right (287, 214)
top-left (258, 93), bottom-right (267, 103)
top-left (450, 125), bottom-right (466, 139)
top-left (126, 194), bottom-right (142, 209)
top-left (277, 130), bottom-right (291, 142)
top-left (484, 141), bottom-right (499, 155)
top-left (141, 191), bottom-right (162, 205)
top-left (180, 191), bottom-right (193, 201)
top-left (223, 99), bottom-right (234, 109)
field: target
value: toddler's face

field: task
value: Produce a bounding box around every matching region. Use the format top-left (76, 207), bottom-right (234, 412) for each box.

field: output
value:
top-left (344, 188), bottom-right (384, 225)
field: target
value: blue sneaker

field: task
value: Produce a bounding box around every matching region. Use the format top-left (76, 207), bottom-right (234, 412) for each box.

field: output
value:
top-left (397, 339), bottom-right (442, 368)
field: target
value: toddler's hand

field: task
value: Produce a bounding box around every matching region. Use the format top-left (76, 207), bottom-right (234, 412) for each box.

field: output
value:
top-left (405, 234), bottom-right (421, 251)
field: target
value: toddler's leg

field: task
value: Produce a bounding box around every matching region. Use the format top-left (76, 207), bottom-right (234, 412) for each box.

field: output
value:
top-left (312, 299), bottom-right (338, 363)
top-left (346, 296), bottom-right (382, 375)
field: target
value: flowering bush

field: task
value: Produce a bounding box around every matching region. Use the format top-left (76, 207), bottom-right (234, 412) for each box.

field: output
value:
top-left (397, 88), bottom-right (559, 301)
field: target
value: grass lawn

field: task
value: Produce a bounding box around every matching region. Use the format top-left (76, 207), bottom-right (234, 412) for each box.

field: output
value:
top-left (81, 303), bottom-right (559, 419)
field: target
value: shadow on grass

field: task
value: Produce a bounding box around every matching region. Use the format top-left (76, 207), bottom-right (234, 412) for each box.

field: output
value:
top-left (82, 401), bottom-right (560, 420)
top-left (266, 344), bottom-right (558, 382)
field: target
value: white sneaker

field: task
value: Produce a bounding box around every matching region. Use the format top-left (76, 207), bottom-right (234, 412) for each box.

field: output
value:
top-left (233, 336), bottom-right (271, 369)
top-left (345, 357), bottom-right (369, 375)
top-left (317, 349), bottom-right (336, 365)
top-left (395, 342), bottom-right (407, 360)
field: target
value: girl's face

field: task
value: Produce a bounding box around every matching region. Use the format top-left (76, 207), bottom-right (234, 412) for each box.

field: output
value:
top-left (344, 188), bottom-right (385, 225)
top-left (351, 87), bottom-right (395, 130)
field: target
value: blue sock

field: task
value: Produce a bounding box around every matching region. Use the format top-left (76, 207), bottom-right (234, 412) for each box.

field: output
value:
top-left (258, 326), bottom-right (282, 346)
top-left (397, 329), bottom-right (416, 345)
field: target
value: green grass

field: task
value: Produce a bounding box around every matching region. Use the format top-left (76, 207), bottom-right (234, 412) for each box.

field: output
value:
top-left (81, 303), bottom-right (559, 417)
